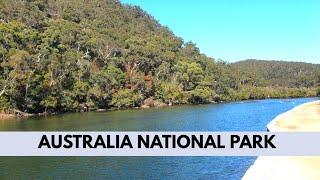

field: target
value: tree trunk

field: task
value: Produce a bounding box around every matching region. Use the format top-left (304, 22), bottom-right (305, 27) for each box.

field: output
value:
top-left (0, 77), bottom-right (9, 97)
top-left (0, 85), bottom-right (7, 97)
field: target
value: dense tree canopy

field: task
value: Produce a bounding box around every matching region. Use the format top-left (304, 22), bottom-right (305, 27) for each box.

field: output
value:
top-left (0, 0), bottom-right (319, 114)
top-left (232, 60), bottom-right (320, 88)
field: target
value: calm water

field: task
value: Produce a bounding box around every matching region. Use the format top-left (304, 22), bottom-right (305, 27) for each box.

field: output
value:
top-left (0, 98), bottom-right (318, 179)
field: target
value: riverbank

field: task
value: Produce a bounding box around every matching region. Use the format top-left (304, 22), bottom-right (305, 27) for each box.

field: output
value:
top-left (0, 113), bottom-right (14, 120)
top-left (243, 100), bottom-right (320, 180)
top-left (0, 97), bottom-right (318, 121)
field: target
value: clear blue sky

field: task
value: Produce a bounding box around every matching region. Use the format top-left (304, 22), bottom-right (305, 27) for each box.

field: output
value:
top-left (121, 0), bottom-right (320, 63)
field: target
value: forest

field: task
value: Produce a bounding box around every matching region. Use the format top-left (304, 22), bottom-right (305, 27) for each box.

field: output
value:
top-left (232, 60), bottom-right (320, 88)
top-left (0, 0), bottom-right (319, 115)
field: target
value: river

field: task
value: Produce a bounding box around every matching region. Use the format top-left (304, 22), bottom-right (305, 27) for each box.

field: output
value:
top-left (0, 98), bottom-right (318, 179)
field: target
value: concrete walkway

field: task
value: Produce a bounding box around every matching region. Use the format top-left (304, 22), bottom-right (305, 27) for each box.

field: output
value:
top-left (243, 100), bottom-right (320, 180)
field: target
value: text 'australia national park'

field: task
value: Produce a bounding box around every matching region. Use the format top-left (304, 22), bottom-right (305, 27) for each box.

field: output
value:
top-left (38, 134), bottom-right (276, 149)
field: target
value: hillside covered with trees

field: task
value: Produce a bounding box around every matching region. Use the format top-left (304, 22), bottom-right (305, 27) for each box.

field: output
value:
top-left (232, 60), bottom-right (320, 88)
top-left (0, 0), bottom-right (319, 115)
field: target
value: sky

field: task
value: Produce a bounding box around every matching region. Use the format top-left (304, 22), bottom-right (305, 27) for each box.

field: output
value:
top-left (120, 0), bottom-right (320, 63)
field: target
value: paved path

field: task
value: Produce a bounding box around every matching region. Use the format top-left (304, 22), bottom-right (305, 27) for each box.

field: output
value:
top-left (243, 101), bottom-right (320, 180)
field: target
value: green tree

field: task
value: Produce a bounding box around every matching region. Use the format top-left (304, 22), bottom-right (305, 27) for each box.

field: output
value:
top-left (112, 89), bottom-right (140, 108)
top-left (189, 86), bottom-right (212, 104)
top-left (156, 82), bottom-right (184, 104)
top-left (316, 87), bottom-right (320, 97)
top-left (174, 61), bottom-right (204, 91)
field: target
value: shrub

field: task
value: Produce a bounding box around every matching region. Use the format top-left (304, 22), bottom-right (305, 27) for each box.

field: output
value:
top-left (317, 87), bottom-right (320, 96)
top-left (156, 82), bottom-right (184, 104)
top-left (0, 96), bottom-right (11, 112)
top-left (112, 89), bottom-right (140, 108)
top-left (189, 86), bottom-right (212, 104)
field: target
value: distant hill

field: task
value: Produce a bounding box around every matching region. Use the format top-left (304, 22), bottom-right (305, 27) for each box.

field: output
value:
top-left (232, 60), bottom-right (320, 88)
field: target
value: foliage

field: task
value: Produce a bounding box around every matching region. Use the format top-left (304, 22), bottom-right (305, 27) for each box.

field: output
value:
top-left (111, 89), bottom-right (140, 108)
top-left (232, 60), bottom-right (320, 88)
top-left (317, 87), bottom-right (320, 97)
top-left (155, 82), bottom-right (184, 104)
top-left (0, 0), bottom-right (318, 114)
top-left (189, 86), bottom-right (212, 104)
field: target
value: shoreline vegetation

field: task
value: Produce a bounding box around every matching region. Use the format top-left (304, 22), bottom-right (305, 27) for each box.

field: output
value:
top-left (1, 0), bottom-right (320, 118)
top-left (243, 100), bottom-right (320, 179)
top-left (0, 96), bottom-right (318, 120)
